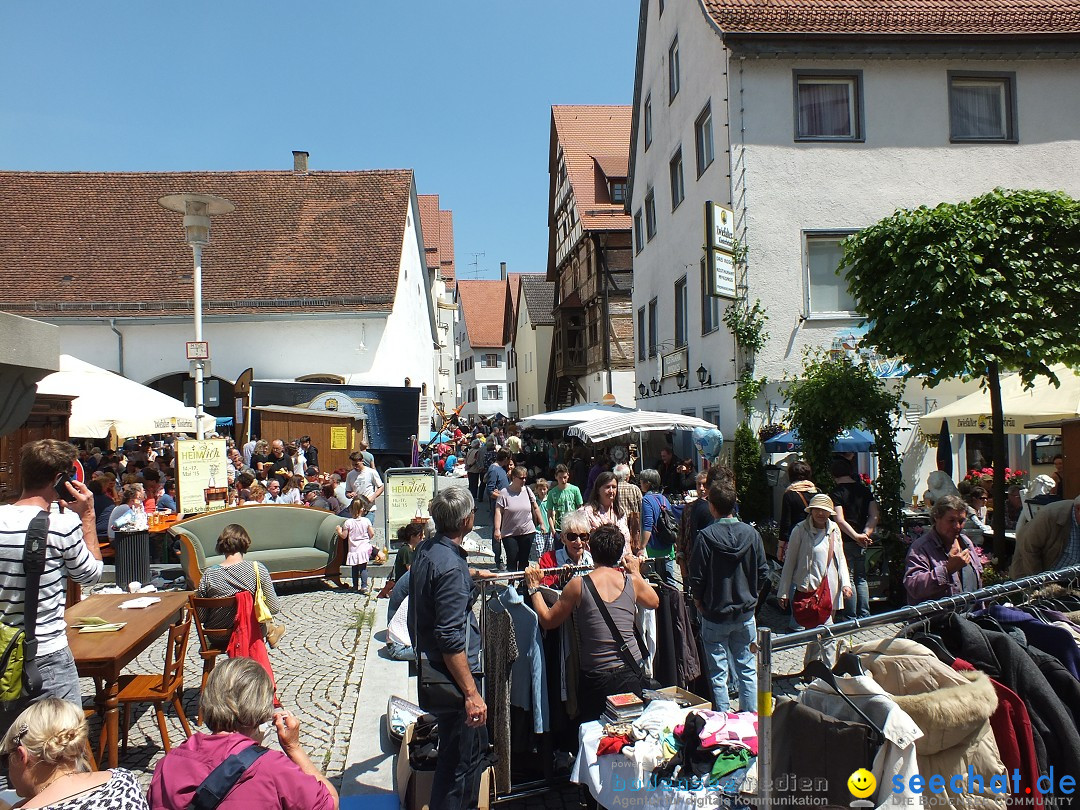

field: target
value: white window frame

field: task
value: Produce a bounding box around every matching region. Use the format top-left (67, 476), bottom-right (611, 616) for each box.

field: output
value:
top-left (669, 148), bottom-right (685, 211)
top-left (668, 36), bottom-right (680, 103)
top-left (645, 190), bottom-right (657, 240)
top-left (481, 353), bottom-right (499, 368)
top-left (803, 230), bottom-right (860, 318)
top-left (948, 71), bottom-right (1017, 143)
top-left (695, 103), bottom-right (714, 177)
top-left (482, 384), bottom-right (501, 401)
top-left (793, 71), bottom-right (864, 142)
top-left (674, 276), bottom-right (688, 348)
top-left (644, 95), bottom-right (653, 151)
top-left (700, 257), bottom-right (720, 335)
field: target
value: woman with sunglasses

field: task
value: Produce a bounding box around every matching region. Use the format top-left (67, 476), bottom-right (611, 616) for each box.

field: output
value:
top-left (494, 467), bottom-right (543, 571)
top-left (0, 698), bottom-right (147, 809)
top-left (537, 509), bottom-right (594, 588)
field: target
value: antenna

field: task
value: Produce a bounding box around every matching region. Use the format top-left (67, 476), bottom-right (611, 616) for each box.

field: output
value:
top-left (467, 252), bottom-right (486, 279)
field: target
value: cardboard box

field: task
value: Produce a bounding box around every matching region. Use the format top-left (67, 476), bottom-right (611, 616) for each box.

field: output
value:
top-left (396, 722), bottom-right (492, 810)
top-left (654, 686), bottom-right (711, 712)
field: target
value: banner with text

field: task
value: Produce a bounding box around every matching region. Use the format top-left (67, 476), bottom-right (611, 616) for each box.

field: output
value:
top-left (383, 467), bottom-right (438, 546)
top-left (176, 439), bottom-right (229, 516)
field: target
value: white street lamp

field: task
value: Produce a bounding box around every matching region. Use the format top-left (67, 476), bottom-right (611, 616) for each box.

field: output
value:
top-left (158, 193), bottom-right (235, 439)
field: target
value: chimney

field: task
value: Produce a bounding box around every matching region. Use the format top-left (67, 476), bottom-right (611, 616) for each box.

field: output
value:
top-left (292, 151), bottom-right (309, 174)
top-left (500, 261), bottom-right (507, 281)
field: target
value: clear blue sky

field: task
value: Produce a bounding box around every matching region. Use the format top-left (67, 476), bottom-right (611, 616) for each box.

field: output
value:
top-left (1, 2), bottom-right (638, 279)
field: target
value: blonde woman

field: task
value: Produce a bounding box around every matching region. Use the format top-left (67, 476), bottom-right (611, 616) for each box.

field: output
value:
top-left (0, 697), bottom-right (146, 809)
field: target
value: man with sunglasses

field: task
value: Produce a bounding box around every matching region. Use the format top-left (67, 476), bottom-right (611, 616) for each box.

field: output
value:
top-left (0, 440), bottom-right (103, 727)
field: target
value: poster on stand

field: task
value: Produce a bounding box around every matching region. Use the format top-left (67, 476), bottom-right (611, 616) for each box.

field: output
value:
top-left (383, 467), bottom-right (438, 547)
top-left (176, 439), bottom-right (230, 516)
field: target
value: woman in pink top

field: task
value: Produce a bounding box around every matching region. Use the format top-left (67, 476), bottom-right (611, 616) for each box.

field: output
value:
top-left (149, 657), bottom-right (338, 810)
top-left (583, 471), bottom-right (633, 556)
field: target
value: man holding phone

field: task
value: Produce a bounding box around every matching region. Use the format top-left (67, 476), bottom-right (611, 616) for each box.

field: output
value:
top-left (0, 439), bottom-right (103, 725)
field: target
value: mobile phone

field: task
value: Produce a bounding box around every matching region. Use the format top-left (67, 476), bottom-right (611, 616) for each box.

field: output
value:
top-left (54, 472), bottom-right (74, 502)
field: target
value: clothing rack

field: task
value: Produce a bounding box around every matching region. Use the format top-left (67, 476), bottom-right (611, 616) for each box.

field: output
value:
top-left (755, 564), bottom-right (1080, 807)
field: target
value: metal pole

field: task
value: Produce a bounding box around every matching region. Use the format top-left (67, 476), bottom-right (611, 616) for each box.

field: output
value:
top-left (192, 242), bottom-right (205, 440)
top-left (757, 626), bottom-right (772, 808)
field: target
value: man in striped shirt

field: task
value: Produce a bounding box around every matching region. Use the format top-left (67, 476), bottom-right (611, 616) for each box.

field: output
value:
top-left (0, 439), bottom-right (103, 724)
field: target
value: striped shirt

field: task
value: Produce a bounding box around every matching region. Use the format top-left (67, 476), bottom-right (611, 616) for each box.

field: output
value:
top-left (196, 560), bottom-right (281, 629)
top-left (0, 504), bottom-right (104, 656)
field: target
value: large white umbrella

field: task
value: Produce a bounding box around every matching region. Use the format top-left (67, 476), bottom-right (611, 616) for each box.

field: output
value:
top-left (36, 355), bottom-right (215, 438)
top-left (567, 409), bottom-right (716, 443)
top-left (918, 364), bottom-right (1080, 435)
top-left (518, 402), bottom-right (636, 430)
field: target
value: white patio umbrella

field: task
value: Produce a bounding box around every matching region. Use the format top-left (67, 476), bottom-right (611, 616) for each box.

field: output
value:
top-left (36, 355), bottom-right (216, 438)
top-left (567, 409), bottom-right (716, 443)
top-left (918, 364), bottom-right (1080, 435)
top-left (517, 402), bottom-right (636, 430)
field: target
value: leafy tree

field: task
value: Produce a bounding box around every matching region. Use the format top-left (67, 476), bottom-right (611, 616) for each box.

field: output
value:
top-left (733, 422), bottom-right (771, 523)
top-left (841, 188), bottom-right (1080, 559)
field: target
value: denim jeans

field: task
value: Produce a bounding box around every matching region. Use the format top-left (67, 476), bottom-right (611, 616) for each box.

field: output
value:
top-left (0, 647), bottom-right (81, 732)
top-left (432, 704), bottom-right (490, 810)
top-left (648, 553), bottom-right (678, 589)
top-left (841, 541), bottom-right (871, 620)
top-left (700, 615), bottom-right (757, 712)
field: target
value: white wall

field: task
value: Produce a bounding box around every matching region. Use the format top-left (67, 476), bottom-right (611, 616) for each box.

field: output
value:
top-left (513, 301), bottom-right (553, 419)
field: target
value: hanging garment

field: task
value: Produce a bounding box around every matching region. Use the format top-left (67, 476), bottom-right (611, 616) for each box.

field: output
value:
top-left (485, 595), bottom-right (519, 793)
top-left (664, 585), bottom-right (703, 688)
top-left (853, 638), bottom-right (1007, 810)
top-left (985, 604), bottom-right (1080, 679)
top-left (953, 658), bottom-right (1043, 810)
top-left (799, 674), bottom-right (924, 809)
top-left (931, 613), bottom-right (1080, 782)
top-left (227, 590), bottom-right (277, 691)
top-left (772, 698), bottom-right (883, 808)
top-left (651, 584), bottom-right (679, 687)
top-left (492, 585), bottom-right (549, 733)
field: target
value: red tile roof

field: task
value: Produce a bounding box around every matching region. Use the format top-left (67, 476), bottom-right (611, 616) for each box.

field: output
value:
top-left (0, 170), bottom-right (414, 317)
top-left (551, 106), bottom-right (633, 232)
top-left (509, 274), bottom-right (525, 324)
top-left (439, 209), bottom-right (455, 286)
top-left (418, 193), bottom-right (442, 271)
top-left (457, 279), bottom-right (510, 348)
top-left (702, 0), bottom-right (1080, 35)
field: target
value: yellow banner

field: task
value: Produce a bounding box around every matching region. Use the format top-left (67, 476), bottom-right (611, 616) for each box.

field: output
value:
top-left (176, 439), bottom-right (229, 515)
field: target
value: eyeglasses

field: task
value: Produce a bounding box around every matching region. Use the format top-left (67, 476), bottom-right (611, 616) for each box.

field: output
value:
top-left (563, 532), bottom-right (590, 542)
top-left (0, 724), bottom-right (28, 775)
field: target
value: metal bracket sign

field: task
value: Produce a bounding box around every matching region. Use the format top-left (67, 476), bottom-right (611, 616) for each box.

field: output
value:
top-left (708, 249), bottom-right (737, 299)
top-left (383, 467), bottom-right (439, 550)
top-left (186, 341), bottom-right (210, 360)
top-left (704, 201), bottom-right (737, 299)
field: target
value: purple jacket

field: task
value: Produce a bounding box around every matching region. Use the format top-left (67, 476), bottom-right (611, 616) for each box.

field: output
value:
top-left (903, 528), bottom-right (983, 604)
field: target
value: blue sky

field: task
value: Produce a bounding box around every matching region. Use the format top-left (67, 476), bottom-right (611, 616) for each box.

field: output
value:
top-left (1, 2), bottom-right (638, 279)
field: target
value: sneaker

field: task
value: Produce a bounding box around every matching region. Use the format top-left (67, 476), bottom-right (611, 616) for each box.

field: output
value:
top-left (266, 624), bottom-right (287, 648)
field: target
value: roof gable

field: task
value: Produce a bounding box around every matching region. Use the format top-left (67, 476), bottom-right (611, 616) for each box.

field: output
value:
top-left (457, 279), bottom-right (510, 348)
top-left (0, 170), bottom-right (415, 317)
top-left (551, 106), bottom-right (633, 233)
top-left (439, 209), bottom-right (455, 286)
top-left (521, 276), bottom-right (556, 327)
top-left (418, 193), bottom-right (442, 272)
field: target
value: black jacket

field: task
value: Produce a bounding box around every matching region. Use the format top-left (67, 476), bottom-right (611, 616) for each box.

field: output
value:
top-left (688, 518), bottom-right (767, 623)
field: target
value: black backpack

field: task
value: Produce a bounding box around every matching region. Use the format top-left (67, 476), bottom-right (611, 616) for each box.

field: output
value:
top-left (647, 494), bottom-right (680, 551)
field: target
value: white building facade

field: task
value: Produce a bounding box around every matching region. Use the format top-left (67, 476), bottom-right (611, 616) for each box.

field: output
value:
top-left (455, 279), bottom-right (513, 419)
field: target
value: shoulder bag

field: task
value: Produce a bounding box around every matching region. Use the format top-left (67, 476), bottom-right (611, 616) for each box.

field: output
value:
top-left (252, 563), bottom-right (274, 624)
top-left (582, 576), bottom-right (662, 691)
top-left (791, 528), bottom-right (836, 629)
top-left (416, 618), bottom-right (472, 714)
top-left (0, 511), bottom-right (49, 702)
top-left (188, 744), bottom-right (269, 809)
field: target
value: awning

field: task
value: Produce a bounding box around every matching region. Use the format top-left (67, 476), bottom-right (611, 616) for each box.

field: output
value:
top-left (566, 410), bottom-right (715, 443)
top-left (763, 428), bottom-right (876, 453)
top-left (518, 402), bottom-right (635, 430)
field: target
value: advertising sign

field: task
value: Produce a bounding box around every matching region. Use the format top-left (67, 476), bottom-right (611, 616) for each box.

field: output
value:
top-left (705, 201), bottom-right (735, 254)
top-left (709, 250), bottom-right (737, 299)
top-left (383, 467), bottom-right (438, 546)
top-left (175, 439), bottom-right (229, 516)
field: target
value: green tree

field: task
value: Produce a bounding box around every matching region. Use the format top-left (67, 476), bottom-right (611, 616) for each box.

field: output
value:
top-left (733, 422), bottom-right (771, 523)
top-left (841, 188), bottom-right (1080, 559)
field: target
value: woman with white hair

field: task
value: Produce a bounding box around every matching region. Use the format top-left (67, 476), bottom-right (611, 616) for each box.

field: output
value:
top-left (536, 509), bottom-right (595, 588)
top-left (0, 697), bottom-right (146, 809)
top-left (149, 657), bottom-right (337, 809)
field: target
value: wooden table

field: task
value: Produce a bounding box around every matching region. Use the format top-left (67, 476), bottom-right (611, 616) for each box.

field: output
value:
top-left (66, 592), bottom-right (190, 768)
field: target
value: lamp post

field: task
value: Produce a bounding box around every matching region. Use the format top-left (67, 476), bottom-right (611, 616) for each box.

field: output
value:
top-left (158, 193), bottom-right (235, 439)
top-left (638, 382), bottom-right (648, 399)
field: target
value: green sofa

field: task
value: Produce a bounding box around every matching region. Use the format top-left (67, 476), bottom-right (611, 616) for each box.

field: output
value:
top-left (169, 504), bottom-right (347, 589)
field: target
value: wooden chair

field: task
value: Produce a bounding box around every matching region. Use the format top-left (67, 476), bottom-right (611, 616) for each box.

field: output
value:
top-left (188, 594), bottom-right (236, 724)
top-left (114, 607), bottom-right (194, 754)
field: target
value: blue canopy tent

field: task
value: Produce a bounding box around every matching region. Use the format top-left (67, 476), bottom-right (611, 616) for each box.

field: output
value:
top-left (763, 427), bottom-right (876, 454)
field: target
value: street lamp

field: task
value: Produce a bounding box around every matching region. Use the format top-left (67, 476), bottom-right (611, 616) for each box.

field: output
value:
top-left (638, 382), bottom-right (648, 399)
top-left (696, 364), bottom-right (712, 386)
top-left (158, 193), bottom-right (235, 439)
top-left (650, 378), bottom-right (660, 395)
top-left (676, 370), bottom-right (688, 390)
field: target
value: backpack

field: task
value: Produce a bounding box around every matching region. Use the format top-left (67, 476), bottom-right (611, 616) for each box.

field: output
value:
top-left (0, 510), bottom-right (49, 703)
top-left (646, 493), bottom-right (680, 553)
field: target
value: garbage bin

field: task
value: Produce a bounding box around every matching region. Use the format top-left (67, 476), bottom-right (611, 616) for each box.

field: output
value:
top-left (114, 530), bottom-right (151, 591)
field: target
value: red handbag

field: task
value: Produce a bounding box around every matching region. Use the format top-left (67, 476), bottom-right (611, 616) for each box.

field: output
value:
top-left (792, 531), bottom-right (836, 628)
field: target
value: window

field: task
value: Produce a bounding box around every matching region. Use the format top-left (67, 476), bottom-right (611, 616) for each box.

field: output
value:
top-left (634, 210), bottom-right (645, 254)
top-left (949, 72), bottom-right (1016, 142)
top-left (644, 95), bottom-right (653, 150)
top-left (700, 257), bottom-right (720, 334)
top-left (668, 37), bottom-right (680, 103)
top-left (669, 149), bottom-right (685, 210)
top-left (695, 103), bottom-right (714, 176)
top-left (645, 190), bottom-right (657, 240)
top-left (482, 385), bottom-right (501, 400)
top-left (637, 307), bottom-right (647, 361)
top-left (482, 353), bottom-right (499, 368)
top-left (648, 298), bottom-right (658, 358)
top-left (794, 71), bottom-right (863, 141)
top-left (703, 406), bottom-right (721, 429)
top-left (805, 232), bottom-right (858, 315)
top-left (610, 180), bottom-right (627, 204)
top-left (674, 277), bottom-right (688, 348)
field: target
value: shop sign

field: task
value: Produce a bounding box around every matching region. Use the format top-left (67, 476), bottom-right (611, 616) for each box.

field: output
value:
top-left (176, 438), bottom-right (229, 515)
top-left (708, 250), bottom-right (737, 299)
top-left (384, 467), bottom-right (438, 543)
top-left (705, 201), bottom-right (735, 253)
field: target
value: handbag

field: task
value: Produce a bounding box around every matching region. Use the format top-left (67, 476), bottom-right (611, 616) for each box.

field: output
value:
top-left (417, 621), bottom-right (472, 713)
top-left (252, 563), bottom-right (273, 624)
top-left (791, 528), bottom-right (836, 629)
top-left (582, 576), bottom-right (662, 691)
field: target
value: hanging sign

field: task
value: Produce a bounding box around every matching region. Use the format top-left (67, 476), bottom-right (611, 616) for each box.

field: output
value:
top-left (705, 201), bottom-right (735, 254)
top-left (708, 250), bottom-right (737, 299)
top-left (383, 467), bottom-right (438, 545)
top-left (175, 438), bottom-right (229, 515)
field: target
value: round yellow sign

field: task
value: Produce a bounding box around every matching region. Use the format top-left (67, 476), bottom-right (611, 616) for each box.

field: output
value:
top-left (848, 768), bottom-right (876, 799)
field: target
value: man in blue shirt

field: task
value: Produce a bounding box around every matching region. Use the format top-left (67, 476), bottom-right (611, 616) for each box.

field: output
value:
top-left (410, 486), bottom-right (491, 810)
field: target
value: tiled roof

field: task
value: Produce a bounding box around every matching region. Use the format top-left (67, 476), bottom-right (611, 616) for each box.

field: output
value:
top-left (418, 193), bottom-right (442, 271)
top-left (439, 209), bottom-right (455, 286)
top-left (702, 0), bottom-right (1080, 35)
top-left (509, 274), bottom-right (524, 324)
top-left (551, 106), bottom-right (633, 232)
top-left (457, 280), bottom-right (510, 348)
top-left (594, 154), bottom-right (629, 181)
top-left (520, 275), bottom-right (556, 326)
top-left (0, 170), bottom-right (413, 317)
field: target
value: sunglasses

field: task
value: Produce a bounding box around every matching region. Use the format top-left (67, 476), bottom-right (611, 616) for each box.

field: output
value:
top-left (0, 724), bottom-right (27, 776)
top-left (563, 532), bottom-right (590, 542)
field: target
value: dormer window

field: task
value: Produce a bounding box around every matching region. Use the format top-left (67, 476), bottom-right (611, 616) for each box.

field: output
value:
top-left (610, 180), bottom-right (627, 204)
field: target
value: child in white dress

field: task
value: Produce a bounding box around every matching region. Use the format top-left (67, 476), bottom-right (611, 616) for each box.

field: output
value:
top-left (337, 495), bottom-right (375, 591)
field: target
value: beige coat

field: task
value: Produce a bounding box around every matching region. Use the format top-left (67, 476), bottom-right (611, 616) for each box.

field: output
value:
top-left (853, 638), bottom-right (1007, 810)
top-left (1012, 498), bottom-right (1075, 579)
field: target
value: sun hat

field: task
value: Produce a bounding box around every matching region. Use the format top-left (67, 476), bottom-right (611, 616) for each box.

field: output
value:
top-left (805, 493), bottom-right (837, 515)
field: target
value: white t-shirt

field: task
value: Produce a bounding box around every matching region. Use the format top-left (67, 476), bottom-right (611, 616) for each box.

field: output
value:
top-left (347, 468), bottom-right (383, 510)
top-left (0, 505), bottom-right (103, 656)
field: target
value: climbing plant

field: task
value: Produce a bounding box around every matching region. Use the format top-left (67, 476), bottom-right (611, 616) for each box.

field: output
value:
top-left (733, 422), bottom-right (771, 523)
top-left (733, 370), bottom-right (769, 413)
top-left (782, 350), bottom-right (905, 543)
top-left (722, 298), bottom-right (770, 354)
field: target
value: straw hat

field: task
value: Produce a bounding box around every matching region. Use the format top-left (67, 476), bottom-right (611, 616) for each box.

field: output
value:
top-left (805, 493), bottom-right (837, 515)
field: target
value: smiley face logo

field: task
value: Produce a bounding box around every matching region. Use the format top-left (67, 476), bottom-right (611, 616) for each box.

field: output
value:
top-left (848, 769), bottom-right (876, 799)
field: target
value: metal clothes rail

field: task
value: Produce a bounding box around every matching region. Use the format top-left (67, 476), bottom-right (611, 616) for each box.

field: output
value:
top-left (755, 564), bottom-right (1080, 807)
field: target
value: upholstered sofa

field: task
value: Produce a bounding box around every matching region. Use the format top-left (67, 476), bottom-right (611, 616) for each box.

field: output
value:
top-left (169, 504), bottom-right (347, 589)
